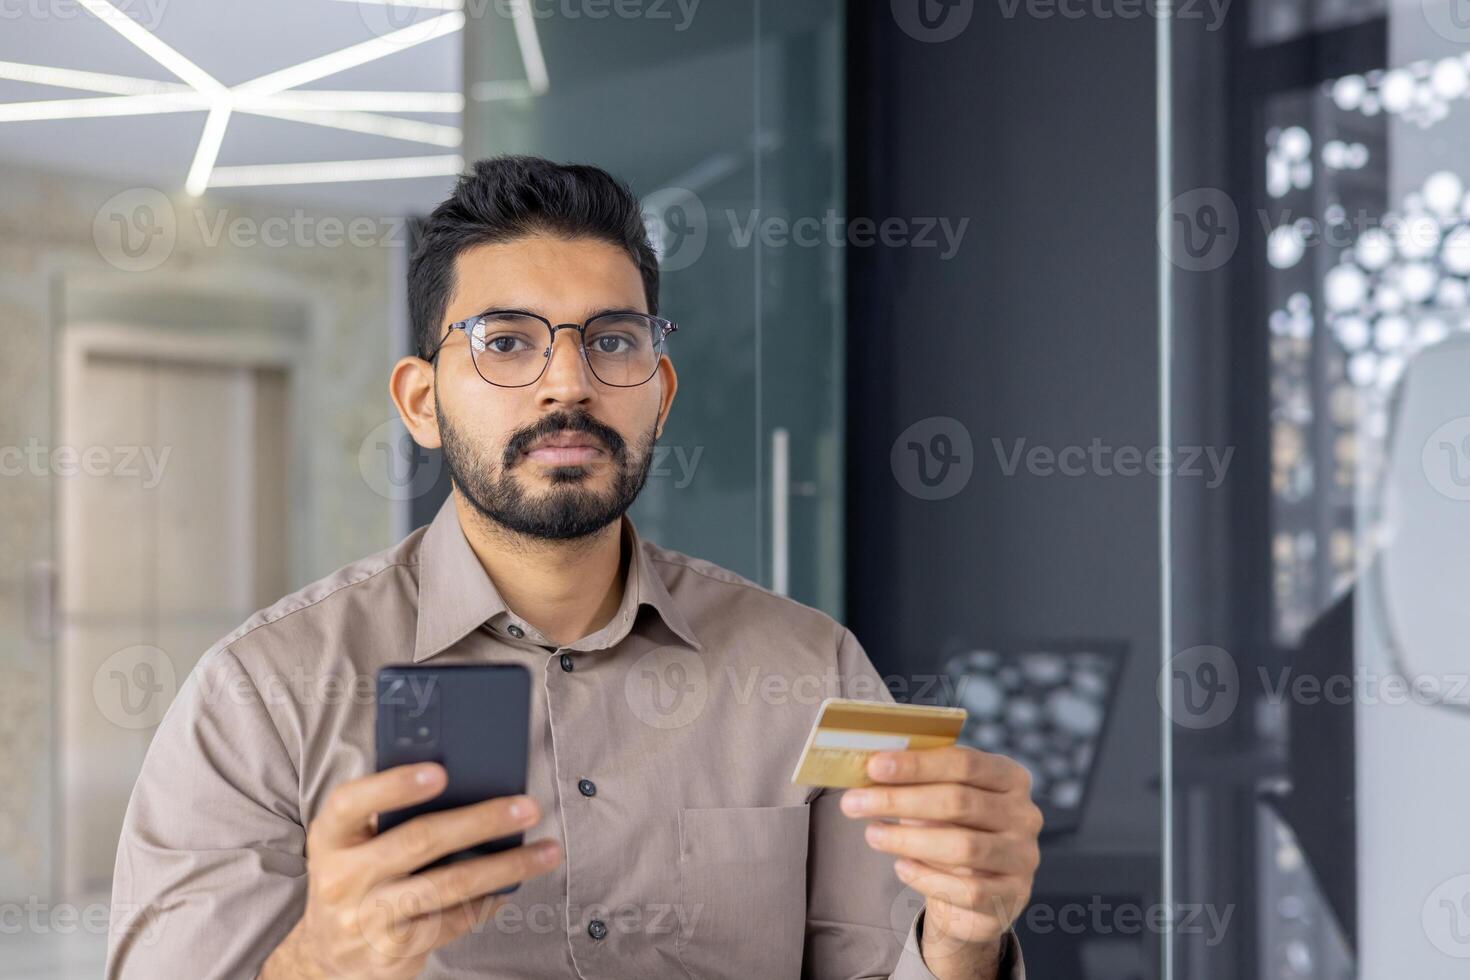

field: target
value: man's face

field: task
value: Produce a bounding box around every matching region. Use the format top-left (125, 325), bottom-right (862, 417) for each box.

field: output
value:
top-left (425, 234), bottom-right (676, 541)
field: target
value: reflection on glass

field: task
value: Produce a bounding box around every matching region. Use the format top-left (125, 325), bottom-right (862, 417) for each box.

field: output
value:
top-left (1263, 82), bottom-right (1388, 647)
top-left (1194, 20), bottom-right (1470, 976)
top-left (460, 2), bottom-right (846, 612)
top-left (941, 644), bottom-right (1125, 837)
top-left (1252, 0), bottom-right (1384, 46)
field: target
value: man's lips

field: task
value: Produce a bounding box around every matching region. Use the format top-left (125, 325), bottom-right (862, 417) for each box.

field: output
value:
top-left (523, 433), bottom-right (605, 465)
top-left (526, 445), bottom-right (603, 465)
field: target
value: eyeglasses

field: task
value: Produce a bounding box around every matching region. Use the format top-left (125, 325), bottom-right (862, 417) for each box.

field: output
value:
top-left (426, 309), bottom-right (677, 388)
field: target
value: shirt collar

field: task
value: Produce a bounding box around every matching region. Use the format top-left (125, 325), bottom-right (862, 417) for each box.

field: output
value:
top-left (413, 495), bottom-right (701, 662)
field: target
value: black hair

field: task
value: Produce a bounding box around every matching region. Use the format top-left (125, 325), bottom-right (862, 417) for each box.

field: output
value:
top-left (408, 155), bottom-right (660, 359)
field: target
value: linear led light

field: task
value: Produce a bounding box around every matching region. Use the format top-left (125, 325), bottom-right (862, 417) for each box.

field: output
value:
top-left (246, 90), bottom-right (464, 113)
top-left (331, 0), bottom-right (546, 95)
top-left (208, 154), bottom-right (464, 187)
top-left (0, 63), bottom-right (462, 116)
top-left (328, 0), bottom-right (464, 8)
top-left (0, 85), bottom-right (460, 145)
top-left (511, 0), bottom-right (550, 94)
top-left (233, 12), bottom-right (465, 97)
top-left (5, 0), bottom-right (484, 195)
top-left (0, 92), bottom-right (206, 122)
top-left (185, 104), bottom-right (233, 196)
top-left (241, 104), bottom-right (461, 146)
top-left (76, 0), bottom-right (228, 194)
top-left (0, 60), bottom-right (189, 96)
top-left (75, 0), bottom-right (225, 95)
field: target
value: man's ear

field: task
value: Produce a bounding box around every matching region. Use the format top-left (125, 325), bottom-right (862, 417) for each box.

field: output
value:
top-left (654, 354), bottom-right (678, 439)
top-left (389, 356), bottom-right (443, 449)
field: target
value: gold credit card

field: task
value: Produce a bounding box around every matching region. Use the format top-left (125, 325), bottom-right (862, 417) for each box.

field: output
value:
top-left (790, 698), bottom-right (968, 788)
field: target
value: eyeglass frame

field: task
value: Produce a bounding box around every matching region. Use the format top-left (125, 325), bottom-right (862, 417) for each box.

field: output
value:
top-left (425, 308), bottom-right (678, 388)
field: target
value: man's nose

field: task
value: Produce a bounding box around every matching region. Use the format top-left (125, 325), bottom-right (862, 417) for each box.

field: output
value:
top-left (537, 326), bottom-right (595, 403)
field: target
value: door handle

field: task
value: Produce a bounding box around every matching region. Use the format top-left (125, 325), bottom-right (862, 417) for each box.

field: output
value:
top-left (771, 427), bottom-right (789, 596)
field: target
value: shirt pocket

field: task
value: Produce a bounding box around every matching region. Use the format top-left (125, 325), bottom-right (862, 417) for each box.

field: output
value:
top-left (676, 804), bottom-right (811, 980)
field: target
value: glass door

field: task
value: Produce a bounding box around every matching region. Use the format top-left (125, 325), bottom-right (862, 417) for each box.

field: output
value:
top-left (1164, 1), bottom-right (1470, 976)
top-left (462, 2), bottom-right (845, 614)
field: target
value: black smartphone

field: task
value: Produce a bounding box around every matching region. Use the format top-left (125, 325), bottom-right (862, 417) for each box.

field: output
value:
top-left (375, 663), bottom-right (531, 891)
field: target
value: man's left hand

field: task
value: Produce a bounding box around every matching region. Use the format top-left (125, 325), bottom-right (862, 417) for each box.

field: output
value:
top-left (839, 745), bottom-right (1042, 975)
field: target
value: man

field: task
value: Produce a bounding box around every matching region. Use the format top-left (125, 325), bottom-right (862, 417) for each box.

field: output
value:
top-left (106, 156), bottom-right (1039, 979)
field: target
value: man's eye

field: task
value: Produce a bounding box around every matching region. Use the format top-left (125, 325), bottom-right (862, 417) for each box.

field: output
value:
top-left (593, 335), bottom-right (631, 353)
top-left (486, 335), bottom-right (531, 354)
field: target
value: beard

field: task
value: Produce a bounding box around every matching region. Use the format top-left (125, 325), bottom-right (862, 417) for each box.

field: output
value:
top-left (438, 402), bottom-right (655, 542)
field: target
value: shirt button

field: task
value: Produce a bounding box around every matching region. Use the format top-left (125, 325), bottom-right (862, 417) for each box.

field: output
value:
top-left (577, 778), bottom-right (597, 798)
top-left (587, 919), bottom-right (607, 941)
top-left (507, 624), bottom-right (525, 639)
top-left (559, 653), bottom-right (574, 672)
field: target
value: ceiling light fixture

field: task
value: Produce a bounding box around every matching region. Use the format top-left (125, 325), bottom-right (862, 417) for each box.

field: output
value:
top-left (249, 90), bottom-right (464, 113)
top-left (0, 60), bottom-right (188, 96)
top-left (511, 0), bottom-right (549, 94)
top-left (0, 61), bottom-right (463, 115)
top-left (208, 154), bottom-right (465, 188)
top-left (0, 0), bottom-right (547, 194)
top-left (75, 0), bottom-right (225, 96)
top-left (231, 12), bottom-right (465, 98)
top-left (241, 103), bottom-right (461, 146)
top-left (185, 103), bottom-right (232, 196)
top-left (328, 0), bottom-right (465, 8)
top-left (0, 92), bottom-right (205, 122)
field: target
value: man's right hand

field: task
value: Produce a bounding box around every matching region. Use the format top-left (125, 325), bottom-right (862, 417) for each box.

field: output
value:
top-left (260, 762), bottom-right (562, 979)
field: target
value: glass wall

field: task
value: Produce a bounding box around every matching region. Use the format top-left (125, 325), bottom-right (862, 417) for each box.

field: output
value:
top-left (1165, 0), bottom-right (1470, 976)
top-left (462, 2), bottom-right (845, 613)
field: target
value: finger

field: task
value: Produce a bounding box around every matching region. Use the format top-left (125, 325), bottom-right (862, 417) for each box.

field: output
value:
top-left (863, 823), bottom-right (1036, 876)
top-left (373, 838), bottom-right (562, 915)
top-left (883, 835), bottom-right (980, 876)
top-left (867, 746), bottom-right (1028, 792)
top-left (355, 878), bottom-right (510, 964)
top-left (893, 816), bottom-right (948, 833)
top-left (424, 892), bottom-right (503, 947)
top-left (840, 783), bottom-right (1014, 831)
top-left (311, 764), bottom-right (447, 851)
top-left (355, 889), bottom-right (450, 966)
top-left (361, 794), bottom-right (541, 878)
top-left (893, 858), bottom-right (1029, 925)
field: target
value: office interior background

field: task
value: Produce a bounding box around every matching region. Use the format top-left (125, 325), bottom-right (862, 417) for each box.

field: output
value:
top-left (2, 0), bottom-right (1469, 977)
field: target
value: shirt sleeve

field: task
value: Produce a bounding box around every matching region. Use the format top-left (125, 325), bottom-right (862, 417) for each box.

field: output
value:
top-left (802, 627), bottom-right (1027, 980)
top-left (106, 647), bottom-right (306, 980)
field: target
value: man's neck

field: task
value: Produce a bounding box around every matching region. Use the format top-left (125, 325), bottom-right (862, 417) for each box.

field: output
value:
top-left (452, 492), bottom-right (628, 648)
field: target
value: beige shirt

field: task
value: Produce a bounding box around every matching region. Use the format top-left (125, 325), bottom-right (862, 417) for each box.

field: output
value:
top-left (107, 497), bottom-right (1025, 980)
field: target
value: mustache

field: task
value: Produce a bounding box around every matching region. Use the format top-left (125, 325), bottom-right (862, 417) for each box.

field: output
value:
top-left (502, 411), bottom-right (628, 468)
